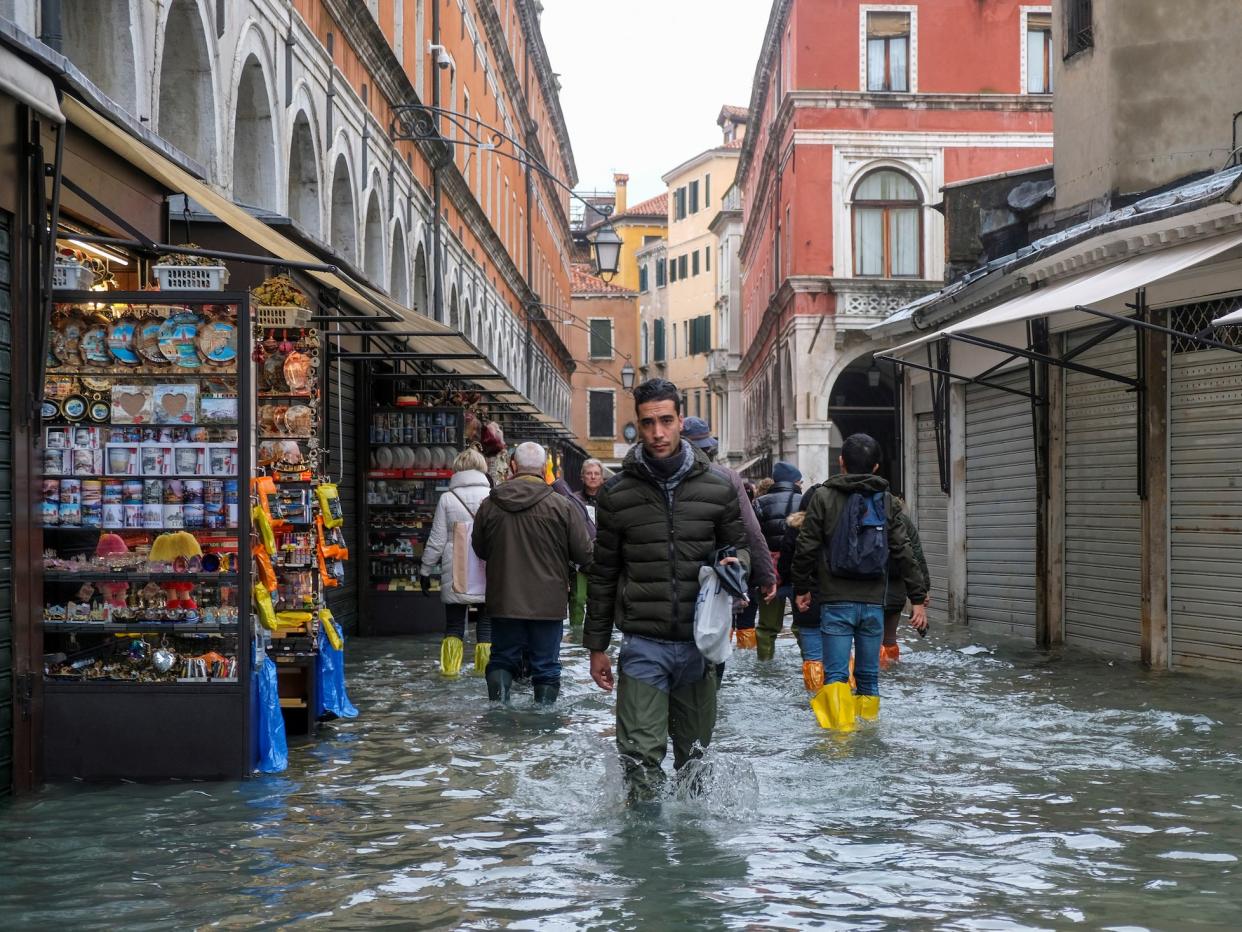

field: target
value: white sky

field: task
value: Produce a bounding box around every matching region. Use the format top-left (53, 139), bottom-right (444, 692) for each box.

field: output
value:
top-left (539, 0), bottom-right (774, 203)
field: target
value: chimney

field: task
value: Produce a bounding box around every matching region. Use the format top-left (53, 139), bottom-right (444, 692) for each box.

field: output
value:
top-left (613, 172), bottom-right (629, 214)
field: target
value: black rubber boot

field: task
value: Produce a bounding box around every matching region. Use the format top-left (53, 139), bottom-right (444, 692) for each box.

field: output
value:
top-left (486, 668), bottom-right (513, 703)
top-left (532, 682), bottom-right (560, 705)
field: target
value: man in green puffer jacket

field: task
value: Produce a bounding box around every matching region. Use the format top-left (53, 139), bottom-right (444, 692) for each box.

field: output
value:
top-left (585, 378), bottom-right (749, 802)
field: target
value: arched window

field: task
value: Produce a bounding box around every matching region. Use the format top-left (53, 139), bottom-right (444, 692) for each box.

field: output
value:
top-left (413, 244), bottom-right (428, 315)
top-left (232, 54), bottom-right (277, 210)
top-left (287, 111), bottom-right (320, 237)
top-left (852, 169), bottom-right (921, 278)
top-left (329, 155), bottom-right (357, 263)
top-left (390, 225), bottom-right (410, 306)
top-left (363, 191), bottom-right (384, 285)
top-left (157, 0), bottom-right (216, 170)
top-left (63, 0), bottom-right (137, 111)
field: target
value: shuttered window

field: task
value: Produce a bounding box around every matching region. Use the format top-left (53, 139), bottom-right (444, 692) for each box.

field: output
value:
top-left (653, 318), bottom-right (666, 362)
top-left (655, 258), bottom-right (666, 287)
top-left (589, 318), bottom-right (613, 358)
top-left (688, 315), bottom-right (712, 354)
top-left (692, 251), bottom-right (700, 276)
top-left (588, 390), bottom-right (615, 439)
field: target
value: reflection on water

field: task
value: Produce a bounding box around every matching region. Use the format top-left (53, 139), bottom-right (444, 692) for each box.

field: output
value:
top-left (4, 626), bottom-right (1242, 929)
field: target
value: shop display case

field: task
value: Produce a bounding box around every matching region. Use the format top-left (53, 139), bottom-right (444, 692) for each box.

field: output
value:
top-left (39, 290), bottom-right (252, 780)
top-left (359, 384), bottom-right (465, 635)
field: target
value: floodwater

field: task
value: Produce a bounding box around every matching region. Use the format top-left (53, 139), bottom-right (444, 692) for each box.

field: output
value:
top-left (3, 625), bottom-right (1242, 930)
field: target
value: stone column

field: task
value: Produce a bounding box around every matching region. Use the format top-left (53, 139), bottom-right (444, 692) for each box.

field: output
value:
top-left (794, 420), bottom-right (834, 487)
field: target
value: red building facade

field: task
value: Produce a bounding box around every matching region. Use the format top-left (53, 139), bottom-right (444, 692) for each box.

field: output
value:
top-left (737, 0), bottom-right (1054, 483)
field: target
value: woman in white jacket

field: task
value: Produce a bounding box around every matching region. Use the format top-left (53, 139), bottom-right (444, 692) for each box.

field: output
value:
top-left (419, 448), bottom-right (492, 675)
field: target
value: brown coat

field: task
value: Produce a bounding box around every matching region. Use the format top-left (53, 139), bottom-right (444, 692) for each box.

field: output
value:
top-left (472, 475), bottom-right (593, 620)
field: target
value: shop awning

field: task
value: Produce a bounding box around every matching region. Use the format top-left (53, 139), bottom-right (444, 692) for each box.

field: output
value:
top-left (1, 44), bottom-right (62, 124)
top-left (885, 230), bottom-right (1242, 361)
top-left (61, 95), bottom-right (571, 437)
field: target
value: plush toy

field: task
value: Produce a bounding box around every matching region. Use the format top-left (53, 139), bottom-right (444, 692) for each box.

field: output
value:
top-left (96, 533), bottom-right (129, 558)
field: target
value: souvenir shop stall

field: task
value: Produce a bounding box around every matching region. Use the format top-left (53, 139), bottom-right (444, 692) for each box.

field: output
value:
top-left (354, 357), bottom-right (578, 636)
top-left (38, 244), bottom-right (352, 779)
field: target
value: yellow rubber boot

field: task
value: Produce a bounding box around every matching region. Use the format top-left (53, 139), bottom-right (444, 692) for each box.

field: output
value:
top-left (879, 643), bottom-right (900, 670)
top-left (857, 694), bottom-right (880, 721)
top-left (810, 681), bottom-right (857, 732)
top-left (802, 660), bottom-right (824, 693)
top-left (735, 628), bottom-right (757, 650)
top-left (473, 642), bottom-right (491, 675)
top-left (439, 636), bottom-right (464, 676)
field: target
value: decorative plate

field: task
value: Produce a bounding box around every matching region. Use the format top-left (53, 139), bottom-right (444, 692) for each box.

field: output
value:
top-left (283, 350), bottom-right (313, 394)
top-left (107, 316), bottom-right (142, 365)
top-left (81, 375), bottom-right (112, 392)
top-left (258, 404), bottom-right (279, 435)
top-left (61, 395), bottom-right (87, 421)
top-left (376, 446), bottom-right (395, 469)
top-left (41, 400), bottom-right (58, 419)
top-left (158, 312), bottom-right (202, 369)
top-left (284, 404), bottom-right (314, 437)
top-left (88, 401), bottom-right (110, 422)
top-left (80, 323), bottom-right (111, 366)
top-left (137, 318), bottom-right (168, 365)
top-left (196, 318), bottom-right (237, 366)
top-left (414, 446), bottom-right (433, 469)
top-left (262, 354), bottom-right (287, 392)
top-left (57, 312), bottom-right (87, 365)
top-left (257, 441), bottom-right (280, 467)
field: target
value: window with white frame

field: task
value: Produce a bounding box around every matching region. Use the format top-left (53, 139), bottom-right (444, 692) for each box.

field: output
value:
top-left (588, 389), bottom-right (615, 439)
top-left (865, 9), bottom-right (912, 93)
top-left (1024, 9), bottom-right (1053, 94)
top-left (589, 318), bottom-right (613, 359)
top-left (852, 169), bottom-right (922, 278)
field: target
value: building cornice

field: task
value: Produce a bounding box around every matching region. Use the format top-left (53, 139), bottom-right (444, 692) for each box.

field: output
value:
top-left (788, 89), bottom-right (1056, 114)
top-left (661, 146), bottom-right (741, 185)
top-left (736, 0), bottom-right (794, 185)
top-left (514, 0), bottom-right (578, 184)
top-left (474, 0), bottom-right (575, 232)
top-left (322, 0), bottom-right (573, 369)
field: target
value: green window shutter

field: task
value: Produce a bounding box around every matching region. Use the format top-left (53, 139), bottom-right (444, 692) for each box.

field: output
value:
top-left (589, 318), bottom-right (612, 357)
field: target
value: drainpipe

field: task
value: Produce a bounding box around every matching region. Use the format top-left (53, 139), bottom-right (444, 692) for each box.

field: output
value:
top-left (523, 29), bottom-right (535, 400)
top-left (40, 0), bottom-right (62, 51)
top-left (431, 0), bottom-right (444, 323)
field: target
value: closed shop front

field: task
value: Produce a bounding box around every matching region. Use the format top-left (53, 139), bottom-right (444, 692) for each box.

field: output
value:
top-left (1169, 310), bottom-right (1242, 667)
top-left (0, 211), bottom-right (12, 793)
top-left (965, 369), bottom-right (1037, 637)
top-left (915, 412), bottom-right (949, 622)
top-left (1062, 329), bottom-right (1141, 659)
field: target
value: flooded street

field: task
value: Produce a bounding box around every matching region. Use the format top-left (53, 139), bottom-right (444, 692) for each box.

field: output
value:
top-left (3, 626), bottom-right (1242, 930)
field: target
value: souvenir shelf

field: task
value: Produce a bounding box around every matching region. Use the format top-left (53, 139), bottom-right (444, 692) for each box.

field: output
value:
top-left (250, 300), bottom-right (346, 737)
top-left (39, 290), bottom-right (252, 781)
top-left (358, 388), bottom-right (466, 635)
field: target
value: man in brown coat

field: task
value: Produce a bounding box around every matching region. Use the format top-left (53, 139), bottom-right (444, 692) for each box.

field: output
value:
top-left (472, 441), bottom-right (592, 704)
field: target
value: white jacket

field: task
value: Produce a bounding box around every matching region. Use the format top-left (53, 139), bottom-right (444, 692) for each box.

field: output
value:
top-left (420, 469), bottom-right (490, 604)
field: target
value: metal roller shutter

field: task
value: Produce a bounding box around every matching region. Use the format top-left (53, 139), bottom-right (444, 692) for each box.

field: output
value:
top-left (965, 370), bottom-right (1037, 638)
top-left (1063, 329), bottom-right (1141, 658)
top-left (1170, 342), bottom-right (1242, 667)
top-left (324, 359), bottom-right (359, 636)
top-left (0, 214), bottom-right (11, 794)
top-left (915, 412), bottom-right (949, 622)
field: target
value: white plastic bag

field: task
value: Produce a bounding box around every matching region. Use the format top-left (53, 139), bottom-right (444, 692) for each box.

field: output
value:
top-left (694, 565), bottom-right (734, 664)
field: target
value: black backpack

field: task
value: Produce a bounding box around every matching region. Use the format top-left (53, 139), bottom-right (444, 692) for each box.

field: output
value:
top-left (826, 491), bottom-right (888, 580)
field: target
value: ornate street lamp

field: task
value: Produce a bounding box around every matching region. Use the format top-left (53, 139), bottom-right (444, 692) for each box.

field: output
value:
top-left (592, 223), bottom-right (623, 282)
top-left (620, 361), bottom-right (636, 390)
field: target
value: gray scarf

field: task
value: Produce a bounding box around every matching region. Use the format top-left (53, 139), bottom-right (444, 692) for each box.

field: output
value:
top-left (639, 440), bottom-right (695, 506)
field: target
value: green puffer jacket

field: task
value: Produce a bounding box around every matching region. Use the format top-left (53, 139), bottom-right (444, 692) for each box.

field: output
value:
top-left (791, 474), bottom-right (927, 607)
top-left (584, 443), bottom-right (749, 651)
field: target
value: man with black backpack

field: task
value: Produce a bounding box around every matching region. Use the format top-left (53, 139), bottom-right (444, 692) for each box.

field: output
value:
top-left (792, 433), bottom-right (927, 731)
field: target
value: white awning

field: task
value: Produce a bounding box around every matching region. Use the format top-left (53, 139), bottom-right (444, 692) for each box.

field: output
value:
top-left (1, 45), bottom-right (62, 124)
top-left (887, 230), bottom-right (1242, 360)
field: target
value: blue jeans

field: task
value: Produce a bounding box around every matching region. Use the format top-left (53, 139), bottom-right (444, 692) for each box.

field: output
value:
top-left (489, 618), bottom-right (563, 686)
top-left (821, 602), bottom-right (884, 696)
